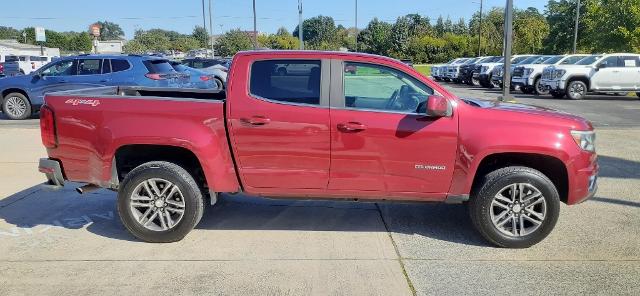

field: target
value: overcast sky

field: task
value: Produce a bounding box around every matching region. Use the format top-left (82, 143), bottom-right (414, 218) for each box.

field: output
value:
top-left (3, 0), bottom-right (546, 38)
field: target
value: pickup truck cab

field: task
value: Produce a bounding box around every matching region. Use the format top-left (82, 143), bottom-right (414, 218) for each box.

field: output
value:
top-left (491, 55), bottom-right (537, 88)
top-left (540, 53), bottom-right (640, 100)
top-left (512, 54), bottom-right (591, 95)
top-left (39, 51), bottom-right (598, 248)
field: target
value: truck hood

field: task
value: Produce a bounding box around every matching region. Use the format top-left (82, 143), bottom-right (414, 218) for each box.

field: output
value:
top-left (461, 97), bottom-right (592, 129)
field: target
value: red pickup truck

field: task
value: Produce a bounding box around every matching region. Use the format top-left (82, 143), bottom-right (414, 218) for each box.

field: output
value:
top-left (38, 51), bottom-right (598, 248)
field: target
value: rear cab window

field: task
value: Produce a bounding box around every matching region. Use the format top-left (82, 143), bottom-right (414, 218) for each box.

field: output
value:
top-left (250, 59), bottom-right (321, 105)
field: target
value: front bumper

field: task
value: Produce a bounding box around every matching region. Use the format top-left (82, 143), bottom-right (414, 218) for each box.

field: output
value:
top-left (39, 158), bottom-right (65, 186)
top-left (540, 79), bottom-right (565, 92)
top-left (511, 77), bottom-right (531, 88)
top-left (568, 154), bottom-right (599, 205)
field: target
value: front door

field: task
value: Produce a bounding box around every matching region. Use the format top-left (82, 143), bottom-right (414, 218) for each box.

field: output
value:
top-left (31, 59), bottom-right (78, 103)
top-left (329, 61), bottom-right (459, 196)
top-left (591, 56), bottom-right (620, 90)
top-left (227, 59), bottom-right (331, 190)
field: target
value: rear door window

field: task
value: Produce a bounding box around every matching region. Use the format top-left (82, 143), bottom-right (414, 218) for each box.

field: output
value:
top-left (250, 60), bottom-right (321, 105)
top-left (111, 59), bottom-right (131, 72)
top-left (77, 59), bottom-right (102, 75)
top-left (102, 59), bottom-right (112, 74)
top-left (620, 56), bottom-right (640, 67)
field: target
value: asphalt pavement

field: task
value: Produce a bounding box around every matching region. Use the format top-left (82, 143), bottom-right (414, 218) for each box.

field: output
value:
top-left (0, 85), bottom-right (639, 295)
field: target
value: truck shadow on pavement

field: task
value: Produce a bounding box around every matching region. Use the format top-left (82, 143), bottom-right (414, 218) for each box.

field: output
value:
top-left (1, 152), bottom-right (638, 245)
top-left (0, 184), bottom-right (489, 246)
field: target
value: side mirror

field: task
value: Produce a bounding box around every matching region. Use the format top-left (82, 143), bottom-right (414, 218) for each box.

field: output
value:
top-left (417, 95), bottom-right (452, 118)
top-left (595, 63), bottom-right (605, 71)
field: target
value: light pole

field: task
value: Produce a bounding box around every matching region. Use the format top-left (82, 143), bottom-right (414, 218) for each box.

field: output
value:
top-left (201, 0), bottom-right (207, 34)
top-left (298, 0), bottom-right (304, 50)
top-left (472, 0), bottom-right (483, 56)
top-left (252, 0), bottom-right (257, 49)
top-left (354, 0), bottom-right (358, 52)
top-left (573, 0), bottom-right (581, 53)
top-left (501, 0), bottom-right (514, 102)
top-left (208, 0), bottom-right (215, 58)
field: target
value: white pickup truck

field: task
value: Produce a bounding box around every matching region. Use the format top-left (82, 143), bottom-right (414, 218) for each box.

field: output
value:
top-left (540, 53), bottom-right (640, 100)
top-left (511, 54), bottom-right (592, 95)
top-left (1, 55), bottom-right (53, 76)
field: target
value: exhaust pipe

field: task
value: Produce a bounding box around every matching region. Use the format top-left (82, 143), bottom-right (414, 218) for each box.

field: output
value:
top-left (76, 184), bottom-right (100, 194)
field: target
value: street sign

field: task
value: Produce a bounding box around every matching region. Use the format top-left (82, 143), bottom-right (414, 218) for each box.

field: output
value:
top-left (35, 27), bottom-right (46, 42)
top-left (90, 24), bottom-right (101, 37)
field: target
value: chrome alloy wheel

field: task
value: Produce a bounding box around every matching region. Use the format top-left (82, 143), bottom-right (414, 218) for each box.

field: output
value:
top-left (569, 82), bottom-right (586, 99)
top-left (490, 183), bottom-right (547, 237)
top-left (129, 178), bottom-right (186, 231)
top-left (5, 96), bottom-right (27, 118)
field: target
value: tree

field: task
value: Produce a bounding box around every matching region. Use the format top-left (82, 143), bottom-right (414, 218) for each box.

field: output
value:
top-left (172, 36), bottom-right (201, 52)
top-left (215, 29), bottom-right (253, 56)
top-left (452, 18), bottom-right (468, 35)
top-left (293, 15), bottom-right (339, 49)
top-left (583, 0), bottom-right (640, 52)
top-left (434, 16), bottom-right (446, 37)
top-left (357, 18), bottom-right (392, 55)
top-left (192, 26), bottom-right (209, 48)
top-left (514, 8), bottom-right (549, 54)
top-left (544, 0), bottom-right (588, 53)
top-left (123, 39), bottom-right (146, 54)
top-left (93, 21), bottom-right (125, 40)
top-left (0, 26), bottom-right (20, 40)
top-left (132, 29), bottom-right (171, 52)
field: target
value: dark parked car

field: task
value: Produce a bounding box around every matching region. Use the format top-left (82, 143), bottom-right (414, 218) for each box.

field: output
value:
top-left (0, 54), bottom-right (187, 120)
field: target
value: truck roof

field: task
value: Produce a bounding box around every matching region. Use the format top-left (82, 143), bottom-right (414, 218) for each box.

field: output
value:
top-left (233, 50), bottom-right (403, 64)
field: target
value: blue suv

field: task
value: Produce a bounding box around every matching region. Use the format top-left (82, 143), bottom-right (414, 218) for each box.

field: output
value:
top-left (0, 54), bottom-right (188, 120)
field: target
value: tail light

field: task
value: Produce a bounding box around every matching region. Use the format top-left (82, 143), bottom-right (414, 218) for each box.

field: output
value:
top-left (145, 73), bottom-right (165, 80)
top-left (199, 75), bottom-right (211, 81)
top-left (40, 106), bottom-right (57, 148)
top-left (0, 64), bottom-right (4, 73)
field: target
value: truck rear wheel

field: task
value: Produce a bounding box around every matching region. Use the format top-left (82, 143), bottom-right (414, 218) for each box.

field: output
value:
top-left (469, 166), bottom-right (560, 248)
top-left (117, 161), bottom-right (204, 243)
top-left (2, 92), bottom-right (32, 120)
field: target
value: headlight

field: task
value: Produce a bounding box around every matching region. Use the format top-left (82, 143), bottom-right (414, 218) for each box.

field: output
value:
top-left (524, 68), bottom-right (534, 76)
top-left (554, 69), bottom-right (566, 79)
top-left (570, 130), bottom-right (596, 152)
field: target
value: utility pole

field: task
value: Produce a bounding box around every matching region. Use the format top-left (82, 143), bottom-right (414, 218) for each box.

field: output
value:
top-left (478, 0), bottom-right (483, 56)
top-left (208, 0), bottom-right (215, 58)
top-left (501, 0), bottom-right (514, 102)
top-left (573, 0), bottom-right (581, 53)
top-left (252, 0), bottom-right (257, 49)
top-left (298, 0), bottom-right (304, 49)
top-left (354, 0), bottom-right (358, 52)
top-left (201, 0), bottom-right (207, 33)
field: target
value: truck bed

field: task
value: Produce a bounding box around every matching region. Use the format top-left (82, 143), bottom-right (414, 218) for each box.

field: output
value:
top-left (43, 86), bottom-right (238, 191)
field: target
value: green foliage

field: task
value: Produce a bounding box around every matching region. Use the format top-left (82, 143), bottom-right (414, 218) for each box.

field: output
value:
top-left (357, 18), bottom-right (393, 55)
top-left (0, 26), bottom-right (20, 40)
top-left (93, 21), bottom-right (125, 40)
top-left (260, 30), bottom-right (300, 50)
top-left (583, 0), bottom-right (640, 52)
top-left (192, 26), bottom-right (210, 48)
top-left (544, 0), bottom-right (587, 53)
top-left (293, 16), bottom-right (339, 50)
top-left (214, 29), bottom-right (253, 57)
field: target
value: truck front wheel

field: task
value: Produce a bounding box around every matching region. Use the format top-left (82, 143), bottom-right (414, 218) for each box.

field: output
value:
top-left (117, 161), bottom-right (205, 243)
top-left (469, 166), bottom-right (560, 248)
top-left (567, 80), bottom-right (588, 100)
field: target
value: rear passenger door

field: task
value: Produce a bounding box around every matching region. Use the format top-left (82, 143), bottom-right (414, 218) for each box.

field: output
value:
top-left (618, 56), bottom-right (640, 90)
top-left (107, 59), bottom-right (135, 85)
top-left (73, 58), bottom-right (108, 87)
top-left (227, 59), bottom-right (331, 191)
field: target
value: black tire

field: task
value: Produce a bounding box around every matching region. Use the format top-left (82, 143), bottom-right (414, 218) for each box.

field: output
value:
top-left (469, 166), bottom-right (560, 248)
top-left (551, 91), bottom-right (566, 99)
top-left (2, 92), bottom-right (32, 120)
top-left (534, 77), bottom-right (549, 95)
top-left (214, 77), bottom-right (224, 90)
top-left (117, 161), bottom-right (205, 243)
top-left (521, 87), bottom-right (534, 94)
top-left (466, 73), bottom-right (475, 86)
top-left (566, 80), bottom-right (588, 100)
top-left (636, 92), bottom-right (640, 98)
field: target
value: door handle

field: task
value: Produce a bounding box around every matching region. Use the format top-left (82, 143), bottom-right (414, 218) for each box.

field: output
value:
top-left (337, 122), bottom-right (366, 132)
top-left (240, 116), bottom-right (271, 126)
top-left (99, 79), bottom-right (108, 83)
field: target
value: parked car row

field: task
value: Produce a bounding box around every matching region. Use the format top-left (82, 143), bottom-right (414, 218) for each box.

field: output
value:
top-left (432, 53), bottom-right (640, 100)
top-left (0, 54), bottom-right (230, 120)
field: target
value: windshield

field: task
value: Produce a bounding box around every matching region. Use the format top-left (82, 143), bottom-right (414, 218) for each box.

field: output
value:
top-left (560, 55), bottom-right (588, 65)
top-left (530, 56), bottom-right (553, 64)
top-left (511, 56), bottom-right (530, 64)
top-left (4, 55), bottom-right (18, 62)
top-left (575, 55), bottom-right (602, 65)
top-left (542, 56), bottom-right (564, 64)
top-left (463, 58), bottom-right (478, 65)
top-left (517, 56), bottom-right (539, 65)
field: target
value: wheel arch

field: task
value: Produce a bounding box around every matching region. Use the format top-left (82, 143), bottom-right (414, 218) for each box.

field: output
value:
top-left (2, 88), bottom-right (30, 102)
top-left (566, 75), bottom-right (590, 90)
top-left (470, 152), bottom-right (569, 204)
